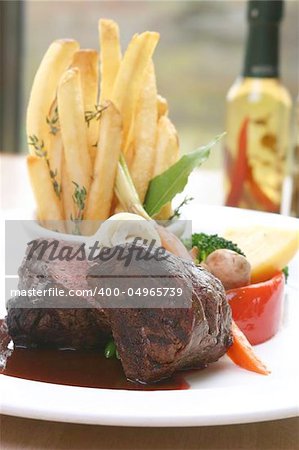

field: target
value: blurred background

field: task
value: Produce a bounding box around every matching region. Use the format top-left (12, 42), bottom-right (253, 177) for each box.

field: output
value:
top-left (1, 0), bottom-right (298, 169)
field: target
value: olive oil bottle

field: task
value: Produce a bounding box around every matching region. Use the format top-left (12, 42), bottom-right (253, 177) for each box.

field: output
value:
top-left (224, 0), bottom-right (291, 213)
top-left (291, 95), bottom-right (299, 217)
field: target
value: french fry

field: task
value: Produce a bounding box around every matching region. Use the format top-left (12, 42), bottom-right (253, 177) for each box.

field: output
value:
top-left (97, 20), bottom-right (121, 214)
top-left (99, 19), bottom-right (121, 103)
top-left (153, 116), bottom-right (180, 220)
top-left (72, 49), bottom-right (99, 162)
top-left (124, 142), bottom-right (135, 169)
top-left (61, 154), bottom-right (74, 233)
top-left (27, 155), bottom-right (64, 230)
top-left (27, 21), bottom-right (177, 232)
top-left (112, 31), bottom-right (159, 153)
top-left (27, 39), bottom-right (79, 157)
top-left (156, 201), bottom-right (173, 220)
top-left (48, 132), bottom-right (63, 200)
top-left (46, 100), bottom-right (63, 206)
top-left (72, 50), bottom-right (99, 109)
top-left (57, 68), bottom-right (92, 224)
top-left (113, 204), bottom-right (125, 215)
top-left (130, 61), bottom-right (158, 203)
top-left (153, 116), bottom-right (179, 176)
top-left (85, 101), bottom-right (122, 227)
top-left (157, 94), bottom-right (168, 118)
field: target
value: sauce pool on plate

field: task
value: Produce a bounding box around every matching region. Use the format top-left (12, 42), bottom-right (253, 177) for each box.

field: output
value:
top-left (0, 320), bottom-right (189, 391)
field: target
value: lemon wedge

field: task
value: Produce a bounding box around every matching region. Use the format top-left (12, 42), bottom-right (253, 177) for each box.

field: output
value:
top-left (224, 225), bottom-right (299, 283)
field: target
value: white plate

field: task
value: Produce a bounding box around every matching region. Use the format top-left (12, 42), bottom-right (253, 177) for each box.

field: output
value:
top-left (1, 206), bottom-right (299, 426)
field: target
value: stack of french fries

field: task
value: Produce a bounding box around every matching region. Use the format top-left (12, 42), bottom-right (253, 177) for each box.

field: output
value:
top-left (26, 19), bottom-right (180, 234)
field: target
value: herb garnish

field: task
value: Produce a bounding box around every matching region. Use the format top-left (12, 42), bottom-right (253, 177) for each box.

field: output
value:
top-left (28, 135), bottom-right (47, 158)
top-left (70, 181), bottom-right (87, 234)
top-left (144, 133), bottom-right (225, 217)
top-left (282, 266), bottom-right (289, 282)
top-left (46, 106), bottom-right (60, 135)
top-left (85, 104), bottom-right (109, 127)
top-left (28, 135), bottom-right (61, 198)
top-left (169, 196), bottom-right (194, 220)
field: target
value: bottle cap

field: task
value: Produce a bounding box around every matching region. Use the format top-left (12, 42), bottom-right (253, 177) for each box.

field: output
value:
top-left (247, 0), bottom-right (284, 23)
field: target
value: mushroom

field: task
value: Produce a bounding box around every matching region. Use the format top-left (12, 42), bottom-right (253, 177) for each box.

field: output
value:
top-left (204, 249), bottom-right (251, 290)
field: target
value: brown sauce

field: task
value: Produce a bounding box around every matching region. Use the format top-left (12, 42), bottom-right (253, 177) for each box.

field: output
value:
top-left (0, 320), bottom-right (189, 391)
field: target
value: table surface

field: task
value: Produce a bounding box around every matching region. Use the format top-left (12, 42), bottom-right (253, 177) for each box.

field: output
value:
top-left (1, 154), bottom-right (298, 450)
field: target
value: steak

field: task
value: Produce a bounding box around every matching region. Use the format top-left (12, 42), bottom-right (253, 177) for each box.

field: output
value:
top-left (6, 238), bottom-right (232, 383)
top-left (88, 243), bottom-right (232, 383)
top-left (6, 238), bottom-right (110, 349)
top-left (6, 303), bottom-right (109, 350)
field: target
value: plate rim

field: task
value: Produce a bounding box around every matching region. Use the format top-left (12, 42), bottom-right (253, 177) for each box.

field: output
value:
top-left (1, 375), bottom-right (298, 427)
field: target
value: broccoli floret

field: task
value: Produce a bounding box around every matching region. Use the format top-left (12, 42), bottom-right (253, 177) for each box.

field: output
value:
top-left (192, 233), bottom-right (245, 263)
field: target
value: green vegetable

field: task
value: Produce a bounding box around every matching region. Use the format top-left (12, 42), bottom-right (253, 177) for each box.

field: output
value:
top-left (104, 339), bottom-right (120, 359)
top-left (115, 154), bottom-right (150, 219)
top-left (104, 340), bottom-right (117, 359)
top-left (282, 266), bottom-right (289, 282)
top-left (144, 133), bottom-right (225, 217)
top-left (192, 233), bottom-right (245, 263)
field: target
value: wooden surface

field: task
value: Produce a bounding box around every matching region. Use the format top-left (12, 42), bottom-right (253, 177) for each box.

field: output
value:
top-left (1, 415), bottom-right (298, 450)
top-left (1, 155), bottom-right (298, 450)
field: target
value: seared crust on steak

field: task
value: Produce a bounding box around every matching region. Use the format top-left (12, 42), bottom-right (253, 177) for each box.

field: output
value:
top-left (88, 243), bottom-right (232, 383)
top-left (6, 239), bottom-right (110, 349)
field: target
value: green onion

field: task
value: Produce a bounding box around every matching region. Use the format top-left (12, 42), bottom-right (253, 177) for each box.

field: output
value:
top-left (114, 153), bottom-right (150, 219)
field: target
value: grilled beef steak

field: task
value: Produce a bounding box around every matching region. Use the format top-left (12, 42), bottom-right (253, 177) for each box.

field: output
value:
top-left (6, 239), bottom-right (110, 349)
top-left (88, 243), bottom-right (232, 383)
top-left (6, 304), bottom-right (109, 350)
top-left (7, 238), bottom-right (232, 383)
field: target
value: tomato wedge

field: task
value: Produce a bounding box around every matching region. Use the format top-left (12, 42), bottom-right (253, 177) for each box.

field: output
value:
top-left (227, 272), bottom-right (285, 345)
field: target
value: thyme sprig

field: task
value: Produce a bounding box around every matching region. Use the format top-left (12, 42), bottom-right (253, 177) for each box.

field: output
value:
top-left (70, 182), bottom-right (87, 234)
top-left (85, 104), bottom-right (109, 127)
top-left (49, 168), bottom-right (62, 198)
top-left (46, 106), bottom-right (60, 135)
top-left (28, 134), bottom-right (61, 198)
top-left (28, 135), bottom-right (47, 158)
top-left (169, 196), bottom-right (194, 220)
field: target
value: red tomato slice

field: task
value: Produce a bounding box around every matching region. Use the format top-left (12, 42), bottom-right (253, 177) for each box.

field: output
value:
top-left (227, 272), bottom-right (285, 345)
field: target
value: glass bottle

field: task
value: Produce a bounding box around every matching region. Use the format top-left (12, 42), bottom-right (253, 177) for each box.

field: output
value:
top-left (290, 95), bottom-right (299, 217)
top-left (224, 0), bottom-right (292, 213)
